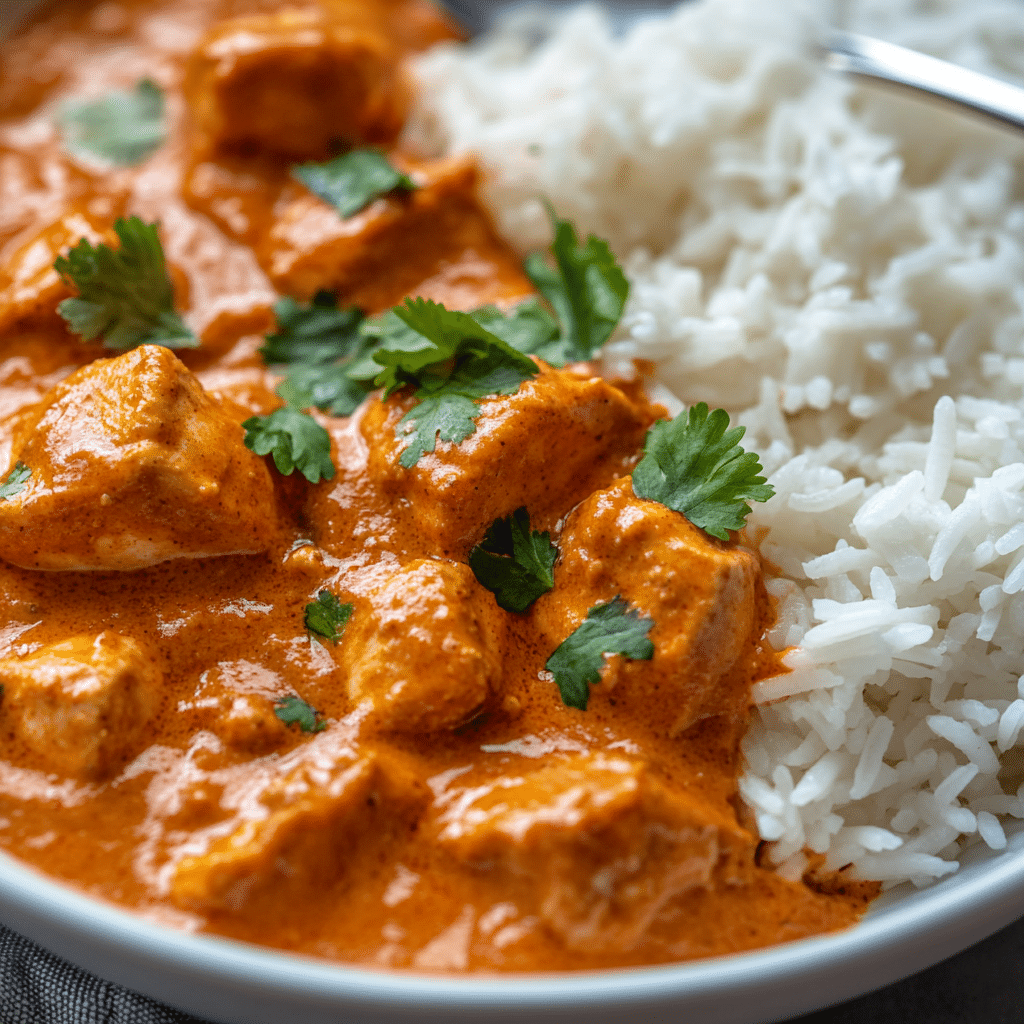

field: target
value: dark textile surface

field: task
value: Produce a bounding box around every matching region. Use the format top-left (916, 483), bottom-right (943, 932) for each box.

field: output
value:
top-left (1, 914), bottom-right (1022, 1024)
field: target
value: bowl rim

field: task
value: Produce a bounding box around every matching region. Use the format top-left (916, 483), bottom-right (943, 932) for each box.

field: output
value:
top-left (1, 826), bottom-right (1023, 1022)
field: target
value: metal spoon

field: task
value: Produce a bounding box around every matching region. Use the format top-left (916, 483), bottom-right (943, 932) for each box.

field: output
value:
top-left (824, 30), bottom-right (1024, 132)
top-left (440, 2), bottom-right (1024, 133)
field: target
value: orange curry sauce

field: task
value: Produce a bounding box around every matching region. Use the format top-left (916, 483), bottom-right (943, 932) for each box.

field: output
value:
top-left (0, 0), bottom-right (875, 971)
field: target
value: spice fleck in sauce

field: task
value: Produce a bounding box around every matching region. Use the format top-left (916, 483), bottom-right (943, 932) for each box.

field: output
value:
top-left (0, 0), bottom-right (876, 971)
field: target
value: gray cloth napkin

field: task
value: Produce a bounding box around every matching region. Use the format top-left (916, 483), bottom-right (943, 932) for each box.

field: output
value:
top-left (0, 924), bottom-right (209, 1024)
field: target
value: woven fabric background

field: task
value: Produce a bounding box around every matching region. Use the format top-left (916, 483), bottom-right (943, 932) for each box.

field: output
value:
top-left (0, 924), bottom-right (209, 1024)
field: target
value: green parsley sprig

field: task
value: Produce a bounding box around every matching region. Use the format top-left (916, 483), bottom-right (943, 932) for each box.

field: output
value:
top-left (523, 209), bottom-right (629, 364)
top-left (545, 596), bottom-right (655, 710)
top-left (469, 507), bottom-right (557, 612)
top-left (242, 406), bottom-right (335, 484)
top-left (59, 79), bottom-right (166, 166)
top-left (304, 590), bottom-right (353, 643)
top-left (351, 298), bottom-right (539, 468)
top-left (274, 695), bottom-right (328, 734)
top-left (262, 292), bottom-right (375, 416)
top-left (631, 403), bottom-right (774, 540)
top-left (292, 149), bottom-right (415, 219)
top-left (0, 463), bottom-right (30, 501)
top-left (54, 216), bottom-right (196, 350)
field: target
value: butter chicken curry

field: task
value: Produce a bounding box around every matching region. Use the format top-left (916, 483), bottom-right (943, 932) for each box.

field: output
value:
top-left (0, 0), bottom-right (875, 971)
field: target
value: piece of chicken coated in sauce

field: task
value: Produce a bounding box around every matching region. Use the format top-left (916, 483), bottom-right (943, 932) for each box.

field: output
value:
top-left (171, 747), bottom-right (427, 913)
top-left (0, 345), bottom-right (278, 571)
top-left (265, 154), bottom-right (534, 311)
top-left (434, 752), bottom-right (750, 953)
top-left (335, 559), bottom-right (504, 732)
top-left (0, 632), bottom-right (160, 781)
top-left (0, 209), bottom-right (116, 335)
top-left (185, 8), bottom-right (410, 161)
top-left (533, 476), bottom-right (763, 736)
top-left (355, 366), bottom-right (659, 557)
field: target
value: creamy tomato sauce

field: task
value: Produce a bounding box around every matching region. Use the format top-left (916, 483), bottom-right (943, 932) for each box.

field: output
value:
top-left (0, 0), bottom-right (876, 971)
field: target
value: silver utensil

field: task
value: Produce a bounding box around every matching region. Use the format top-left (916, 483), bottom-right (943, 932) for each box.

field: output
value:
top-left (825, 30), bottom-right (1024, 132)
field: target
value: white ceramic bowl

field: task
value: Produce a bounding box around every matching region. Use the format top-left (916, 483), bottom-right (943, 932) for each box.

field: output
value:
top-left (1, 2), bottom-right (1023, 1022)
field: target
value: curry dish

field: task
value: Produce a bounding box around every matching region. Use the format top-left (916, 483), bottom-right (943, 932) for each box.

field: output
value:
top-left (0, 0), bottom-right (876, 970)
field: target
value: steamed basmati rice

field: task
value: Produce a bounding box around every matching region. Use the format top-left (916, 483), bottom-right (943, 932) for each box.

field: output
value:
top-left (406, 0), bottom-right (1024, 886)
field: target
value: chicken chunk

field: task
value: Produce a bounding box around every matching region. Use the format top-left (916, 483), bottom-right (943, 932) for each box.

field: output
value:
top-left (433, 753), bottom-right (751, 953)
top-left (0, 209), bottom-right (115, 336)
top-left (0, 345), bottom-right (279, 571)
top-left (171, 748), bottom-right (426, 913)
top-left (0, 632), bottom-right (160, 780)
top-left (185, 9), bottom-right (409, 161)
top-left (337, 559), bottom-right (504, 732)
top-left (264, 154), bottom-right (534, 311)
top-left (533, 477), bottom-right (764, 735)
top-left (358, 366), bottom-right (658, 556)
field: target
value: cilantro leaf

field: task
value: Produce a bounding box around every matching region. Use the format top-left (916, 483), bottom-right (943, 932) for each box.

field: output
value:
top-left (261, 292), bottom-right (365, 366)
top-left (242, 406), bottom-right (335, 484)
top-left (277, 363), bottom-right (373, 417)
top-left (292, 149), bottom-right (416, 219)
top-left (304, 589), bottom-right (353, 643)
top-left (0, 462), bottom-right (30, 501)
top-left (261, 292), bottom-right (375, 416)
top-left (358, 298), bottom-right (537, 397)
top-left (631, 403), bottom-right (774, 541)
top-left (523, 210), bottom-right (629, 363)
top-left (394, 389), bottom-right (480, 468)
top-left (54, 216), bottom-right (196, 350)
top-left (274, 695), bottom-right (328, 733)
top-left (352, 298), bottom-right (539, 467)
top-left (59, 79), bottom-right (165, 166)
top-left (469, 299), bottom-right (564, 364)
top-left (545, 596), bottom-right (655, 710)
top-left (469, 507), bottom-right (557, 612)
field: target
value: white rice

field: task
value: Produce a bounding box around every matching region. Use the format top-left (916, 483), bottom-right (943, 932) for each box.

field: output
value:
top-left (406, 0), bottom-right (1024, 886)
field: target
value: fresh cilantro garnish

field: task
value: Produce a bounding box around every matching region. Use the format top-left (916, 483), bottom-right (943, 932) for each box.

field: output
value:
top-left (469, 507), bottom-right (557, 612)
top-left (545, 596), bottom-right (655, 710)
top-left (631, 403), bottom-right (774, 541)
top-left (59, 79), bottom-right (165, 166)
top-left (278, 363), bottom-right (374, 417)
top-left (261, 291), bottom-right (365, 366)
top-left (274, 695), bottom-right (328, 734)
top-left (523, 210), bottom-right (629, 363)
top-left (469, 298), bottom-right (563, 364)
top-left (304, 590), bottom-right (353, 643)
top-left (260, 292), bottom-right (376, 416)
top-left (242, 407), bottom-right (335, 484)
top-left (292, 149), bottom-right (416, 219)
top-left (54, 216), bottom-right (196, 350)
top-left (0, 463), bottom-right (30, 501)
top-left (352, 298), bottom-right (539, 468)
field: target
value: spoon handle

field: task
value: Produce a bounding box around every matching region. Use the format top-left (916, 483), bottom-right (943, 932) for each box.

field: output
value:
top-left (825, 31), bottom-right (1024, 133)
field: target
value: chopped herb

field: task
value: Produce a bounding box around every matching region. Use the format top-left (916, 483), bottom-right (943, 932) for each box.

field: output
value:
top-left (261, 292), bottom-right (365, 366)
top-left (353, 298), bottom-right (539, 468)
top-left (274, 695), bottom-right (328, 733)
top-left (260, 292), bottom-right (376, 416)
top-left (59, 79), bottom-right (165, 166)
top-left (54, 216), bottom-right (196, 350)
top-left (545, 596), bottom-right (655, 711)
top-left (469, 507), bottom-right (557, 612)
top-left (277, 362), bottom-right (373, 417)
top-left (304, 590), bottom-right (353, 643)
top-left (523, 209), bottom-right (629, 363)
top-left (0, 462), bottom-right (31, 501)
top-left (292, 149), bottom-right (415, 219)
top-left (242, 407), bottom-right (335, 484)
top-left (631, 403), bottom-right (774, 541)
top-left (469, 298), bottom-right (562, 363)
